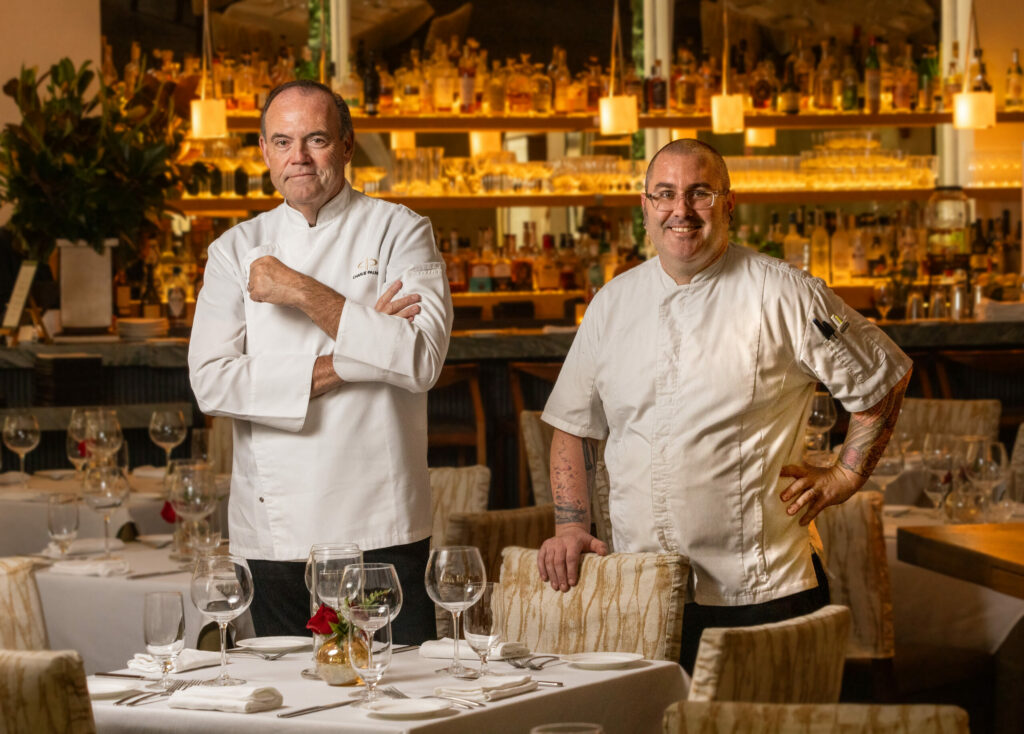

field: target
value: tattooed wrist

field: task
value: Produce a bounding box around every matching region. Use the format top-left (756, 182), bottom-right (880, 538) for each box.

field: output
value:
top-left (554, 505), bottom-right (588, 524)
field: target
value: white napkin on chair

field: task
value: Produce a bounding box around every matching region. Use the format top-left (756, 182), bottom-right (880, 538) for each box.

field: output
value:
top-left (434, 674), bottom-right (538, 702)
top-left (419, 637), bottom-right (529, 660)
top-left (42, 538), bottom-right (125, 558)
top-left (49, 558), bottom-right (130, 576)
top-left (127, 649), bottom-right (222, 676)
top-left (168, 684), bottom-right (283, 713)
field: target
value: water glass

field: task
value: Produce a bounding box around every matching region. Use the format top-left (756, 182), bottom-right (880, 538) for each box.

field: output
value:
top-left (464, 582), bottom-right (502, 677)
top-left (143, 591), bottom-right (185, 691)
top-left (47, 494), bottom-right (78, 556)
top-left (303, 543), bottom-right (362, 679)
top-left (869, 443), bottom-right (904, 495)
top-left (347, 605), bottom-right (392, 706)
top-left (806, 392), bottom-right (837, 448)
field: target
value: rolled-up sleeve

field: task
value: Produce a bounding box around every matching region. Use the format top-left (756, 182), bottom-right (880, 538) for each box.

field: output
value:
top-left (188, 244), bottom-right (316, 432)
top-left (332, 215), bottom-right (453, 393)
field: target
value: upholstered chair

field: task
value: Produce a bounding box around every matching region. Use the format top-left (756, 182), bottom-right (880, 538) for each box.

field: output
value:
top-left (0, 649), bottom-right (95, 734)
top-left (498, 546), bottom-right (687, 662)
top-left (894, 398), bottom-right (1001, 444)
top-left (446, 504), bottom-right (555, 583)
top-left (687, 604), bottom-right (851, 703)
top-left (0, 557), bottom-right (48, 650)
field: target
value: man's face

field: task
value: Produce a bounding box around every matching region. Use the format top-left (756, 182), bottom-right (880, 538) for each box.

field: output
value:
top-left (640, 152), bottom-right (735, 282)
top-left (259, 88), bottom-right (354, 223)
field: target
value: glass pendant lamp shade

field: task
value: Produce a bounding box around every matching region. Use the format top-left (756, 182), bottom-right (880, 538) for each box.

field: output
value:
top-left (952, 91), bottom-right (995, 129)
top-left (599, 95), bottom-right (639, 135)
top-left (744, 127), bottom-right (776, 146)
top-left (711, 94), bottom-right (744, 133)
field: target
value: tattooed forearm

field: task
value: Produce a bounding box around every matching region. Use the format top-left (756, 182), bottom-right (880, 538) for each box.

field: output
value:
top-left (550, 430), bottom-right (595, 528)
top-left (837, 370), bottom-right (912, 477)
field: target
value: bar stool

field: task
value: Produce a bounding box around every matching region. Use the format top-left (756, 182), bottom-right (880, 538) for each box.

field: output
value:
top-left (427, 363), bottom-right (486, 466)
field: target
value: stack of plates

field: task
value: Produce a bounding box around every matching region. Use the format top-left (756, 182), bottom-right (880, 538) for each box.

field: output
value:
top-left (117, 318), bottom-right (169, 340)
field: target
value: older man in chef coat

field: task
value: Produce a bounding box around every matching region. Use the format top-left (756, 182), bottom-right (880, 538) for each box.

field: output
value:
top-left (537, 139), bottom-right (911, 672)
top-left (189, 80), bottom-right (453, 642)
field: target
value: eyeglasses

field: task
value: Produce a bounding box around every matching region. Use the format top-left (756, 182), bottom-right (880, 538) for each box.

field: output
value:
top-left (643, 189), bottom-right (728, 211)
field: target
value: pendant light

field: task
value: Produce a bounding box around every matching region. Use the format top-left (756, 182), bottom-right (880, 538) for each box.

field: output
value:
top-left (952, 0), bottom-right (996, 130)
top-left (190, 0), bottom-right (227, 139)
top-left (598, 0), bottom-right (639, 136)
top-left (710, 0), bottom-right (744, 134)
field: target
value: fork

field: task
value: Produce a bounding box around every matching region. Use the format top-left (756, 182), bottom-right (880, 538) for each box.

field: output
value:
top-left (507, 655), bottom-right (560, 670)
top-left (226, 648), bottom-right (296, 661)
top-left (381, 685), bottom-right (483, 709)
top-left (115, 678), bottom-right (204, 706)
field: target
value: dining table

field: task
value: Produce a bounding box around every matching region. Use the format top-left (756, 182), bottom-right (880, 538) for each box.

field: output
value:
top-left (89, 648), bottom-right (689, 733)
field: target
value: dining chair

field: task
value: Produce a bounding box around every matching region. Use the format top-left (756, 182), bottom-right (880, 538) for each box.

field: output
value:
top-left (669, 700), bottom-right (968, 734)
top-left (497, 546), bottom-right (688, 662)
top-left (509, 362), bottom-right (562, 506)
top-left (445, 504), bottom-right (555, 583)
top-left (0, 649), bottom-right (95, 734)
top-left (687, 604), bottom-right (851, 703)
top-left (893, 398), bottom-right (1002, 445)
top-left (1011, 421), bottom-right (1024, 475)
top-left (428, 363), bottom-right (487, 466)
top-left (934, 349), bottom-right (1024, 435)
top-left (0, 557), bottom-right (49, 650)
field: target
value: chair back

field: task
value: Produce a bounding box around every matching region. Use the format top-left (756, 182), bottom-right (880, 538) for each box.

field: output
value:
top-left (1012, 422), bottom-right (1024, 475)
top-left (520, 410), bottom-right (556, 505)
top-left (446, 504), bottom-right (555, 582)
top-left (0, 649), bottom-right (95, 734)
top-left (814, 493), bottom-right (894, 660)
top-left (498, 546), bottom-right (687, 662)
top-left (671, 701), bottom-right (968, 734)
top-left (894, 398), bottom-right (1001, 444)
top-left (429, 363), bottom-right (487, 465)
top-left (429, 465), bottom-right (490, 548)
top-left (208, 416), bottom-right (233, 475)
top-left (688, 604), bottom-right (850, 703)
top-left (0, 557), bottom-right (48, 650)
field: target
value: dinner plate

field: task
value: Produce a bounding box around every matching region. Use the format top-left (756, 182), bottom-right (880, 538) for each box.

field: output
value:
top-left (235, 636), bottom-right (312, 653)
top-left (561, 652), bottom-right (643, 670)
top-left (365, 698), bottom-right (452, 718)
top-left (86, 677), bottom-right (141, 699)
top-left (136, 534), bottom-right (175, 548)
top-left (35, 469), bottom-right (76, 480)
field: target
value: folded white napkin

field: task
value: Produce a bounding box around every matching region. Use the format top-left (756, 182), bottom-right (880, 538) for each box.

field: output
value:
top-left (49, 558), bottom-right (130, 577)
top-left (133, 465), bottom-right (166, 479)
top-left (168, 684), bottom-right (283, 714)
top-left (127, 649), bottom-right (222, 676)
top-left (0, 489), bottom-right (40, 501)
top-left (0, 471), bottom-right (27, 485)
top-left (419, 637), bottom-right (529, 660)
top-left (435, 674), bottom-right (538, 702)
top-left (41, 538), bottom-right (125, 558)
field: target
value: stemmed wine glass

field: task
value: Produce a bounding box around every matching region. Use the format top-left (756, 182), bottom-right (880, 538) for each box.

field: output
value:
top-left (338, 562), bottom-right (402, 700)
top-left (869, 442), bottom-right (904, 497)
top-left (190, 554), bottom-right (254, 686)
top-left (963, 439), bottom-right (1009, 522)
top-left (464, 582), bottom-right (503, 678)
top-left (922, 433), bottom-right (957, 516)
top-left (873, 281), bottom-right (895, 321)
top-left (84, 409), bottom-right (123, 465)
top-left (347, 602), bottom-right (392, 706)
top-left (804, 391), bottom-right (837, 457)
top-left (47, 494), bottom-right (79, 557)
top-left (81, 464), bottom-right (130, 560)
top-left (303, 543), bottom-right (362, 679)
top-left (149, 410), bottom-right (187, 471)
top-left (66, 409), bottom-right (89, 479)
top-left (424, 546), bottom-right (486, 677)
top-left (143, 591), bottom-right (185, 691)
top-left (167, 460), bottom-right (217, 559)
top-left (3, 413), bottom-right (40, 485)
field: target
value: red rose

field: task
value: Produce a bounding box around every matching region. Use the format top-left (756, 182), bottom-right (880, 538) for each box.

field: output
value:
top-left (160, 501), bottom-right (177, 524)
top-left (306, 604), bottom-right (339, 635)
top-left (77, 440), bottom-right (88, 458)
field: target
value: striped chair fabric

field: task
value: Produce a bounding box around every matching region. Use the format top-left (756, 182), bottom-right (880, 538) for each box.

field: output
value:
top-left (0, 649), bottom-right (95, 734)
top-left (671, 701), bottom-right (969, 734)
top-left (445, 504), bottom-right (555, 583)
top-left (498, 546), bottom-right (687, 662)
top-left (894, 398), bottom-right (1001, 444)
top-left (688, 604), bottom-right (851, 703)
top-left (0, 557), bottom-right (48, 650)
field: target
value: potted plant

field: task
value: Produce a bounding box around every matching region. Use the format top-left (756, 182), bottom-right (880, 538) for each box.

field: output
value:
top-left (0, 57), bottom-right (185, 331)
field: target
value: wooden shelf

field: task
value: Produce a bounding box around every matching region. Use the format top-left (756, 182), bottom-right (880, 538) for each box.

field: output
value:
top-left (227, 110), bottom-right (1024, 134)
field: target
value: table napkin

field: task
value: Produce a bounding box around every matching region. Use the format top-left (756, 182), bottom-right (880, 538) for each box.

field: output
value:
top-left (41, 538), bottom-right (125, 559)
top-left (419, 637), bottom-right (529, 660)
top-left (0, 471), bottom-right (27, 486)
top-left (128, 649), bottom-right (222, 676)
top-left (168, 684), bottom-right (283, 713)
top-left (434, 674), bottom-right (538, 702)
top-left (49, 558), bottom-right (131, 576)
top-left (133, 465), bottom-right (166, 480)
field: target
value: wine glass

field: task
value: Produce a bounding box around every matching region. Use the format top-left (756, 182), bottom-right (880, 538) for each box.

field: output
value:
top-left (347, 604), bottom-right (392, 706)
top-left (805, 391), bottom-right (837, 455)
top-left (921, 433), bottom-right (958, 514)
top-left (869, 442), bottom-right (904, 497)
top-left (963, 439), bottom-right (1009, 521)
top-left (47, 493), bottom-right (79, 557)
top-left (81, 464), bottom-right (130, 559)
top-left (150, 410), bottom-right (187, 470)
top-left (190, 554), bottom-right (254, 686)
top-left (3, 413), bottom-right (40, 484)
top-left (464, 582), bottom-right (503, 677)
top-left (424, 546), bottom-right (486, 677)
top-left (190, 508), bottom-right (222, 555)
top-left (143, 591), bottom-right (185, 691)
top-left (167, 460), bottom-right (217, 559)
top-left (66, 409), bottom-right (89, 479)
top-left (873, 281), bottom-right (894, 321)
top-left (84, 409), bottom-right (123, 464)
top-left (304, 544), bottom-right (362, 679)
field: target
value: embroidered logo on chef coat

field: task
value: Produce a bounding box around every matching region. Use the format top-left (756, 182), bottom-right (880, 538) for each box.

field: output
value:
top-left (353, 257), bottom-right (379, 279)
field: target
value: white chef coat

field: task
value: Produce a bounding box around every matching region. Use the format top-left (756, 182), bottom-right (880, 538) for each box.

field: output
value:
top-left (543, 244), bottom-right (911, 606)
top-left (188, 184), bottom-right (453, 560)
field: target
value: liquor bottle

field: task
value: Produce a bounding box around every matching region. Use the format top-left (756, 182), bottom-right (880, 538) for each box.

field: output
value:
top-left (557, 234), bottom-right (580, 290)
top-left (531, 63), bottom-right (553, 114)
top-left (432, 41), bottom-right (457, 112)
top-left (810, 209), bottom-right (831, 281)
top-left (749, 61), bottom-right (776, 111)
top-left (441, 230), bottom-right (467, 294)
top-left (340, 54), bottom-right (364, 111)
top-left (534, 235), bottom-right (560, 291)
top-left (468, 228), bottom-right (494, 293)
top-left (255, 60), bottom-right (273, 109)
top-left (378, 63), bottom-right (395, 113)
top-left (780, 60), bottom-right (800, 115)
top-left (363, 52), bottom-right (381, 116)
top-left (878, 40), bottom-right (894, 111)
top-left (840, 53), bottom-right (859, 110)
top-left (140, 263), bottom-right (163, 319)
top-left (491, 231), bottom-right (513, 291)
top-left (623, 64), bottom-right (644, 110)
top-left (486, 60), bottom-right (506, 114)
top-left (850, 216), bottom-right (869, 277)
top-left (815, 41), bottom-right (836, 111)
top-left (646, 60), bottom-right (668, 113)
top-left (760, 212), bottom-right (784, 260)
top-left (507, 56), bottom-right (532, 113)
top-left (509, 234), bottom-right (534, 291)
top-left (970, 48), bottom-right (992, 92)
top-left (585, 57), bottom-right (602, 112)
top-left (401, 51), bottom-right (423, 114)
top-left (783, 213), bottom-right (807, 269)
top-left (790, 38), bottom-right (812, 109)
top-left (113, 267), bottom-right (133, 318)
top-left (675, 48), bottom-right (699, 113)
top-left (101, 37), bottom-right (118, 88)
top-left (1006, 49), bottom-right (1024, 110)
top-left (124, 42), bottom-right (141, 94)
top-left (551, 46), bottom-right (571, 114)
top-left (917, 46), bottom-right (938, 112)
top-left (943, 41), bottom-right (963, 111)
top-left (458, 42), bottom-right (477, 113)
top-left (865, 37), bottom-right (882, 114)
top-left (831, 211), bottom-right (852, 283)
top-left (892, 45), bottom-right (916, 111)
top-left (696, 50), bottom-right (714, 114)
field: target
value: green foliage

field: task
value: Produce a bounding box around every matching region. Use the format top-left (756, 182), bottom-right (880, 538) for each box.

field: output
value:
top-left (0, 58), bottom-right (185, 262)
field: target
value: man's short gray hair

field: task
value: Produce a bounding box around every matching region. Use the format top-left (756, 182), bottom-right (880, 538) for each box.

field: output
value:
top-left (260, 80), bottom-right (353, 142)
top-left (644, 138), bottom-right (731, 192)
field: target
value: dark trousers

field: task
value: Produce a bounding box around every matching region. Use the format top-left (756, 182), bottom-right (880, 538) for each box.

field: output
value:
top-left (678, 553), bottom-right (831, 675)
top-left (248, 537), bottom-right (435, 646)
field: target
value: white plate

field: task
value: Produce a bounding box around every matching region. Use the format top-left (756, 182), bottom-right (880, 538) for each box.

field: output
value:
top-left (365, 698), bottom-right (452, 718)
top-left (136, 534), bottom-right (174, 548)
top-left (235, 636), bottom-right (312, 653)
top-left (35, 469), bottom-right (76, 480)
top-left (561, 652), bottom-right (643, 670)
top-left (86, 677), bottom-right (141, 699)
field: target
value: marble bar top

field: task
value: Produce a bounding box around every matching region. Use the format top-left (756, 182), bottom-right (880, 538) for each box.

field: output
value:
top-left (0, 319), bottom-right (1022, 368)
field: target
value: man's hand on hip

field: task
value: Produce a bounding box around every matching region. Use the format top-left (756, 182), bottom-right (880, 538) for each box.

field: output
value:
top-left (537, 525), bottom-right (608, 592)
top-left (778, 462), bottom-right (863, 526)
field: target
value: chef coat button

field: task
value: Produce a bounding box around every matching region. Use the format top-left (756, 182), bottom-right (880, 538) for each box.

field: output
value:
top-left (259, 496), bottom-right (264, 503)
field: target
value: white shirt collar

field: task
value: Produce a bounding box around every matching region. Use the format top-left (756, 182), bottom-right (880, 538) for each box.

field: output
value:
top-left (282, 181), bottom-right (352, 228)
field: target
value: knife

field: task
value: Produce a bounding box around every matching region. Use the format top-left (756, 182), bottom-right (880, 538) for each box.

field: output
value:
top-left (393, 644), bottom-right (420, 654)
top-left (277, 699), bottom-right (358, 718)
top-left (95, 672), bottom-right (146, 679)
top-left (126, 568), bottom-right (188, 580)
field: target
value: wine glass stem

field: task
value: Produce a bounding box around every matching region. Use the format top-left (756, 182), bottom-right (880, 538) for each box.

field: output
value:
top-left (18, 452), bottom-right (26, 478)
top-left (451, 611), bottom-right (462, 672)
top-left (165, 448), bottom-right (172, 470)
top-left (219, 622), bottom-right (229, 680)
top-left (103, 513), bottom-right (111, 558)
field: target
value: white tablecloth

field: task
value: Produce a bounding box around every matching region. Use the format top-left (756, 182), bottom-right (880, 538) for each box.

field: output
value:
top-left (91, 652), bottom-right (688, 733)
top-left (883, 506), bottom-right (1024, 654)
top-left (35, 544), bottom-right (253, 675)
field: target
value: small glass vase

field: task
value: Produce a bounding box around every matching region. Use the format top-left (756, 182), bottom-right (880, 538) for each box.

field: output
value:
top-left (315, 634), bottom-right (360, 686)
